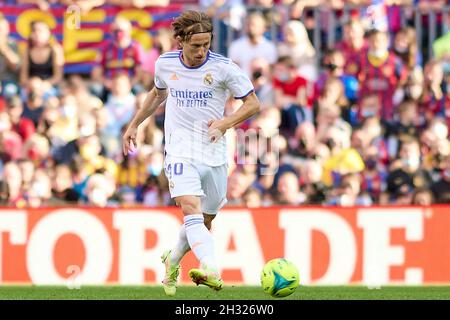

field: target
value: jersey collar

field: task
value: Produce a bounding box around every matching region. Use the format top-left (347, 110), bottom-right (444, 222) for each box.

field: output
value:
top-left (179, 50), bottom-right (210, 70)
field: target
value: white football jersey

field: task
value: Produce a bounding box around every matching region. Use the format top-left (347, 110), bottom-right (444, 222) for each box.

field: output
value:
top-left (154, 50), bottom-right (254, 166)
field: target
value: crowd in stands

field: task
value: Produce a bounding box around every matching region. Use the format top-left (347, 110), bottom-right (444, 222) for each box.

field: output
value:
top-left (0, 0), bottom-right (449, 208)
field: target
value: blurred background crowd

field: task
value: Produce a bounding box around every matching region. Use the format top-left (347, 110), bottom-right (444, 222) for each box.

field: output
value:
top-left (0, 0), bottom-right (449, 208)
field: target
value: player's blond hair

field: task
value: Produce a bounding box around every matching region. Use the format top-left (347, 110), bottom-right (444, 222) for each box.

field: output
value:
top-left (171, 10), bottom-right (213, 42)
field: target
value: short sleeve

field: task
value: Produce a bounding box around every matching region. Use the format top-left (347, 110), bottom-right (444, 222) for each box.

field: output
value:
top-left (154, 58), bottom-right (167, 90)
top-left (224, 62), bottom-right (254, 99)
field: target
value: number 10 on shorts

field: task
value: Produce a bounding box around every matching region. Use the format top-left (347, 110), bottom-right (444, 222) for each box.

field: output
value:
top-left (167, 163), bottom-right (184, 178)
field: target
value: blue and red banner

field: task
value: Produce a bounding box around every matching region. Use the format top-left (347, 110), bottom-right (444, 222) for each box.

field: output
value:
top-left (0, 3), bottom-right (183, 73)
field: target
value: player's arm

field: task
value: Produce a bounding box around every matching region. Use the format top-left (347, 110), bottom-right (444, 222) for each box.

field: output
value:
top-left (223, 92), bottom-right (260, 128)
top-left (208, 92), bottom-right (260, 142)
top-left (122, 86), bottom-right (168, 155)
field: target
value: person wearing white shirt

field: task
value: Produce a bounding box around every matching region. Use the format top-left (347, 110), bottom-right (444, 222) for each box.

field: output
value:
top-left (228, 11), bottom-right (278, 76)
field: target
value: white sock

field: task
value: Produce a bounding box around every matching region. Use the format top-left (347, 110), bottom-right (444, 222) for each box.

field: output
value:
top-left (170, 225), bottom-right (191, 265)
top-left (184, 214), bottom-right (218, 271)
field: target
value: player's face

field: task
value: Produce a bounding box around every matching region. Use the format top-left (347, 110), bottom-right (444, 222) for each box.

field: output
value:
top-left (181, 33), bottom-right (211, 67)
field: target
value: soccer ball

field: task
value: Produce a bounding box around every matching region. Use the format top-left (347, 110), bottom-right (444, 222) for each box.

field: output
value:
top-left (260, 258), bottom-right (299, 298)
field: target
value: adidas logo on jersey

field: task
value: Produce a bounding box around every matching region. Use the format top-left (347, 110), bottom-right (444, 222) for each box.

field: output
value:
top-left (170, 73), bottom-right (179, 80)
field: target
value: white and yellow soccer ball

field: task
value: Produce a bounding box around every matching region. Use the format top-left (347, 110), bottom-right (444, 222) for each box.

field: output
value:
top-left (261, 258), bottom-right (300, 298)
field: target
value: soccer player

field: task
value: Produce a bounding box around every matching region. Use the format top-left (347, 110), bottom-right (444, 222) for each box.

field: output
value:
top-left (122, 10), bottom-right (260, 296)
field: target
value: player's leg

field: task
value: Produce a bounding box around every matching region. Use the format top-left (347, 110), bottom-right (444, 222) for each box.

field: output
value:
top-left (163, 209), bottom-right (215, 276)
top-left (176, 195), bottom-right (220, 269)
top-left (203, 213), bottom-right (215, 230)
top-left (161, 157), bottom-right (204, 296)
top-left (166, 218), bottom-right (190, 265)
top-left (188, 163), bottom-right (228, 290)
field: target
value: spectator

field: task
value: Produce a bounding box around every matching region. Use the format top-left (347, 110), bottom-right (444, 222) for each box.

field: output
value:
top-left (227, 170), bottom-right (249, 205)
top-left (0, 111), bottom-right (23, 161)
top-left (356, 29), bottom-right (408, 120)
top-left (421, 60), bottom-right (446, 122)
top-left (0, 13), bottom-right (20, 97)
top-left (404, 67), bottom-right (425, 108)
top-left (67, 74), bottom-right (99, 116)
top-left (243, 187), bottom-right (263, 208)
top-left (317, 49), bottom-right (359, 109)
top-left (274, 56), bottom-right (310, 132)
top-left (318, 76), bottom-right (350, 122)
top-left (22, 77), bottom-right (46, 127)
top-left (141, 174), bottom-right (169, 206)
top-left (412, 188), bottom-right (435, 205)
top-left (249, 57), bottom-right (275, 108)
top-left (49, 164), bottom-right (79, 205)
top-left (19, 21), bottom-right (64, 87)
top-left (26, 168), bottom-right (52, 207)
top-left (6, 95), bottom-right (35, 142)
top-left (278, 20), bottom-right (317, 81)
top-left (103, 73), bottom-right (137, 158)
top-left (18, 159), bottom-right (35, 192)
top-left (431, 155), bottom-right (450, 203)
top-left (386, 137), bottom-right (432, 203)
top-left (288, 121), bottom-right (317, 159)
top-left (228, 11), bottom-right (278, 76)
top-left (321, 123), bottom-right (365, 187)
top-left (117, 148), bottom-right (148, 191)
top-left (2, 161), bottom-right (24, 207)
top-left (328, 173), bottom-right (372, 206)
top-left (84, 172), bottom-right (116, 207)
top-left (335, 18), bottom-right (367, 76)
top-left (22, 133), bottom-right (50, 166)
top-left (387, 100), bottom-right (419, 152)
top-left (300, 159), bottom-right (327, 204)
top-left (360, 148), bottom-right (388, 203)
top-left (275, 171), bottom-right (306, 205)
top-left (201, 0), bottom-right (246, 54)
top-left (76, 134), bottom-right (117, 178)
top-left (393, 26), bottom-right (422, 71)
top-left (91, 16), bottom-right (143, 96)
top-left (316, 101), bottom-right (347, 142)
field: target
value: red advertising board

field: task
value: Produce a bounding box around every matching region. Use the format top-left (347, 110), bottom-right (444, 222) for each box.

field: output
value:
top-left (0, 206), bottom-right (449, 285)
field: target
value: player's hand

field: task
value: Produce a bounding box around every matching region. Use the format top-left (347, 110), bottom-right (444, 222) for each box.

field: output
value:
top-left (207, 119), bottom-right (228, 143)
top-left (122, 125), bottom-right (138, 156)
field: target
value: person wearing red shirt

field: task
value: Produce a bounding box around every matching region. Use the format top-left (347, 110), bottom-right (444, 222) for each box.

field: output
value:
top-left (335, 19), bottom-right (368, 77)
top-left (6, 95), bottom-right (35, 142)
top-left (356, 29), bottom-right (408, 121)
top-left (273, 56), bottom-right (311, 134)
top-left (91, 16), bottom-right (143, 94)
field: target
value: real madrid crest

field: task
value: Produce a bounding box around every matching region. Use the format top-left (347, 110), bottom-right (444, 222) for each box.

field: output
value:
top-left (204, 73), bottom-right (213, 86)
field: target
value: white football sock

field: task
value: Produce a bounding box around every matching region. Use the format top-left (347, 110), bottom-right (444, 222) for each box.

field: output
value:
top-left (170, 225), bottom-right (191, 265)
top-left (184, 214), bottom-right (218, 271)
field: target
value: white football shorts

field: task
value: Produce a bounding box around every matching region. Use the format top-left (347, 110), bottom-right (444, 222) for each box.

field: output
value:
top-left (164, 154), bottom-right (228, 215)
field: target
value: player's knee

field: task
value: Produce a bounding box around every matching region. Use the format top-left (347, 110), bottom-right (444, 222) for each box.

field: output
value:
top-left (177, 197), bottom-right (201, 215)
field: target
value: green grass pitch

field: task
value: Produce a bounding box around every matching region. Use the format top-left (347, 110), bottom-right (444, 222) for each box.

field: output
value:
top-left (0, 285), bottom-right (449, 300)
